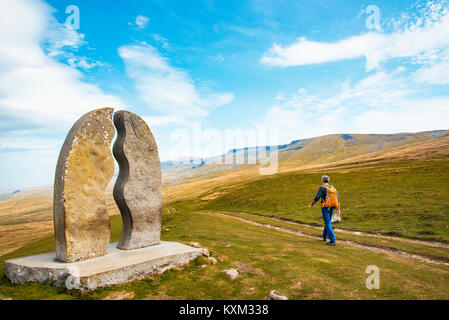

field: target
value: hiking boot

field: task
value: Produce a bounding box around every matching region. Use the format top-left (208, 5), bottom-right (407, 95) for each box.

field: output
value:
top-left (326, 242), bottom-right (336, 246)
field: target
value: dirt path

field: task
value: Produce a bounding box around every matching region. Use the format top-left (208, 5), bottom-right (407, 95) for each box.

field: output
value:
top-left (201, 211), bottom-right (449, 267)
top-left (216, 210), bottom-right (449, 249)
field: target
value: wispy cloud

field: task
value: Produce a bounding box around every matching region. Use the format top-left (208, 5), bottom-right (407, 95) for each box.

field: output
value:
top-left (412, 48), bottom-right (449, 84)
top-left (257, 0), bottom-right (449, 143)
top-left (118, 42), bottom-right (234, 125)
top-left (0, 0), bottom-right (123, 134)
top-left (0, 0), bottom-right (124, 188)
top-left (215, 53), bottom-right (225, 62)
top-left (261, 1), bottom-right (449, 71)
top-left (42, 19), bottom-right (106, 71)
top-left (44, 23), bottom-right (85, 57)
top-left (150, 33), bottom-right (171, 50)
top-left (67, 56), bottom-right (106, 69)
top-left (129, 15), bottom-right (150, 29)
top-left (337, 68), bottom-right (412, 107)
top-left (214, 23), bottom-right (256, 36)
top-left (257, 68), bottom-right (449, 143)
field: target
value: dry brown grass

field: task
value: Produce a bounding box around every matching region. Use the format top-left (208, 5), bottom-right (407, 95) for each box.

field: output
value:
top-left (0, 195), bottom-right (53, 256)
top-left (0, 190), bottom-right (120, 256)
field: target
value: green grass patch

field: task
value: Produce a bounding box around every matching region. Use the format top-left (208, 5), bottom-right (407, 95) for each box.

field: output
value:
top-left (1, 209), bottom-right (449, 299)
top-left (190, 160), bottom-right (449, 242)
top-left (207, 210), bottom-right (449, 263)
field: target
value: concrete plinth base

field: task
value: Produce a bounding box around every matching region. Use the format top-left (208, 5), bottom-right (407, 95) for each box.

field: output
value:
top-left (4, 241), bottom-right (201, 291)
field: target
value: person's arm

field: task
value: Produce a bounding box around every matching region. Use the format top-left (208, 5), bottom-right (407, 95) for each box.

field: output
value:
top-left (309, 187), bottom-right (323, 208)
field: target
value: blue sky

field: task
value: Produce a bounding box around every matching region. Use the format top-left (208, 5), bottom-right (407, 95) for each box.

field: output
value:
top-left (1, 0), bottom-right (449, 189)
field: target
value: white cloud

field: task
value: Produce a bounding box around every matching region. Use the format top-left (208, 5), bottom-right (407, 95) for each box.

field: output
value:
top-left (132, 15), bottom-right (150, 29)
top-left (337, 68), bottom-right (412, 107)
top-left (44, 24), bottom-right (86, 57)
top-left (259, 96), bottom-right (449, 145)
top-left (262, 34), bottom-right (379, 69)
top-left (150, 34), bottom-right (171, 50)
top-left (119, 43), bottom-right (234, 123)
top-left (352, 98), bottom-right (449, 133)
top-left (257, 1), bottom-right (449, 143)
top-left (0, 0), bottom-right (124, 188)
top-left (256, 69), bottom-right (449, 143)
top-left (412, 48), bottom-right (449, 84)
top-left (43, 22), bottom-right (106, 71)
top-left (67, 56), bottom-right (105, 69)
top-left (142, 115), bottom-right (180, 127)
top-left (0, 0), bottom-right (123, 134)
top-left (261, 1), bottom-right (449, 71)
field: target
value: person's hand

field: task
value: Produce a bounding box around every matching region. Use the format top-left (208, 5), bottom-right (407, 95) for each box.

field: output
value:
top-left (336, 208), bottom-right (341, 216)
top-left (308, 203), bottom-right (313, 209)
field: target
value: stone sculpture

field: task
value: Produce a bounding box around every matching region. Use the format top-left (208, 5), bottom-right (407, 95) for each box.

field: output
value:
top-left (5, 108), bottom-right (200, 291)
top-left (113, 110), bottom-right (162, 250)
top-left (53, 107), bottom-right (115, 263)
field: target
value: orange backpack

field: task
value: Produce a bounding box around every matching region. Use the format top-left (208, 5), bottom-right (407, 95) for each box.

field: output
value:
top-left (322, 185), bottom-right (339, 208)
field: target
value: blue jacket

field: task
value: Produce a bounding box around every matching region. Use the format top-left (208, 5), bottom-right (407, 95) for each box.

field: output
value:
top-left (314, 184), bottom-right (340, 205)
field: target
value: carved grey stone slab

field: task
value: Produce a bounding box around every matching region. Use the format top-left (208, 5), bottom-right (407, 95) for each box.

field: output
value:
top-left (53, 108), bottom-right (115, 263)
top-left (113, 110), bottom-right (162, 250)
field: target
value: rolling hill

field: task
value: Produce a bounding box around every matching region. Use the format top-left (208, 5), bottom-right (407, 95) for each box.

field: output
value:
top-left (161, 129), bottom-right (449, 201)
top-left (161, 130), bottom-right (448, 184)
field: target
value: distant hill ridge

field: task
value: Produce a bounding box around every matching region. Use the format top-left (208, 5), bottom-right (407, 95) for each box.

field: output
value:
top-left (3, 130), bottom-right (447, 196)
top-left (161, 129), bottom-right (449, 183)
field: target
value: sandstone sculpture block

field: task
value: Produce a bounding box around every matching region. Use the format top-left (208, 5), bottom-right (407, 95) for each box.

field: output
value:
top-left (53, 107), bottom-right (115, 262)
top-left (113, 110), bottom-right (162, 250)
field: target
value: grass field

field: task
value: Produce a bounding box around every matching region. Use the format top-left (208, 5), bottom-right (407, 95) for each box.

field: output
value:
top-left (1, 209), bottom-right (449, 300)
top-left (189, 160), bottom-right (449, 242)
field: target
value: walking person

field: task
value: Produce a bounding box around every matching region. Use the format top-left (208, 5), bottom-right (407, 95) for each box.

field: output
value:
top-left (309, 175), bottom-right (341, 246)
